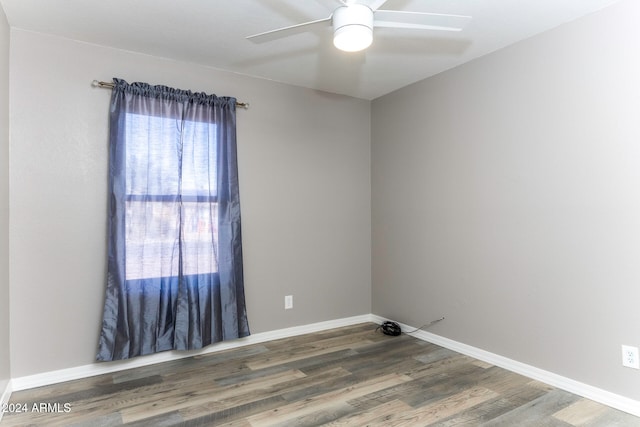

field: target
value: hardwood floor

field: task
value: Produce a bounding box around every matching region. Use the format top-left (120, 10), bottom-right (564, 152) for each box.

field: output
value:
top-left (2, 323), bottom-right (639, 426)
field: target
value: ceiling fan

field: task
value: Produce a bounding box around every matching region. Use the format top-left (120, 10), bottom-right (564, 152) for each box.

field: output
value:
top-left (247, 0), bottom-right (472, 52)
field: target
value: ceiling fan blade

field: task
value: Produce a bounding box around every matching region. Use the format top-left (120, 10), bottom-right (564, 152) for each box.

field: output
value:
top-left (374, 10), bottom-right (471, 32)
top-left (247, 17), bottom-right (331, 43)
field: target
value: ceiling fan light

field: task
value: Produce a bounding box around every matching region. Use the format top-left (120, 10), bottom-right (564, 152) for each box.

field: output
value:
top-left (332, 4), bottom-right (374, 52)
top-left (333, 25), bottom-right (373, 52)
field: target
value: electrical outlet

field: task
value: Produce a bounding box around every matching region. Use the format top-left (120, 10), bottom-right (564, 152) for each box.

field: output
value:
top-left (284, 295), bottom-right (293, 310)
top-left (621, 345), bottom-right (639, 369)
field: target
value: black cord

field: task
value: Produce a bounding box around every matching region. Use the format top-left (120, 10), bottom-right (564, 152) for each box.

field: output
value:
top-left (376, 321), bottom-right (401, 336)
top-left (403, 317), bottom-right (445, 334)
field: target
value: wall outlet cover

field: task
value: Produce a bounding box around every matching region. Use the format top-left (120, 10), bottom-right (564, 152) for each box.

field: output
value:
top-left (621, 345), bottom-right (639, 369)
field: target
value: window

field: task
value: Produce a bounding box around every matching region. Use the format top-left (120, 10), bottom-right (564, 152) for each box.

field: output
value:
top-left (124, 113), bottom-right (220, 280)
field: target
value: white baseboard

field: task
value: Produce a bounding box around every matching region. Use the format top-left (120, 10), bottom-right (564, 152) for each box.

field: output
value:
top-left (0, 379), bottom-right (12, 423)
top-left (11, 314), bottom-right (373, 391)
top-left (370, 314), bottom-right (640, 418)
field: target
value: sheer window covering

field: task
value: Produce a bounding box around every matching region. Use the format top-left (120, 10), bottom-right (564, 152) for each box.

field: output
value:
top-left (97, 79), bottom-right (250, 361)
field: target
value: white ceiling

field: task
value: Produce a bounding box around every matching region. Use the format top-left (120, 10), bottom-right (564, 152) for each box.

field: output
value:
top-left (0, 0), bottom-right (621, 100)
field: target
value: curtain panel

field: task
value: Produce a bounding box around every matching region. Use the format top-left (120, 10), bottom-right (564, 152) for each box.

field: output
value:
top-left (97, 78), bottom-right (250, 361)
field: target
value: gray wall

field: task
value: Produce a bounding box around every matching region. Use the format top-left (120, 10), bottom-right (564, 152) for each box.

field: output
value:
top-left (0, 4), bottom-right (10, 394)
top-left (372, 0), bottom-right (640, 400)
top-left (9, 29), bottom-right (371, 378)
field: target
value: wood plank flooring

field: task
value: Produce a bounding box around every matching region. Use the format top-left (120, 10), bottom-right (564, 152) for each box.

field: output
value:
top-left (2, 323), bottom-right (639, 426)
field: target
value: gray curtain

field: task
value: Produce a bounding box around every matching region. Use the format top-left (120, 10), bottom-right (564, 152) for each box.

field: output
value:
top-left (97, 78), bottom-right (250, 361)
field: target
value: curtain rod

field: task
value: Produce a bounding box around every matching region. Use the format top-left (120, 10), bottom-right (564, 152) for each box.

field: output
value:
top-left (91, 80), bottom-right (249, 109)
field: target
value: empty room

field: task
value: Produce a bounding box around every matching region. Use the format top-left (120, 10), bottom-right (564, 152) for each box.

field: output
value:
top-left (0, 0), bottom-right (639, 425)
